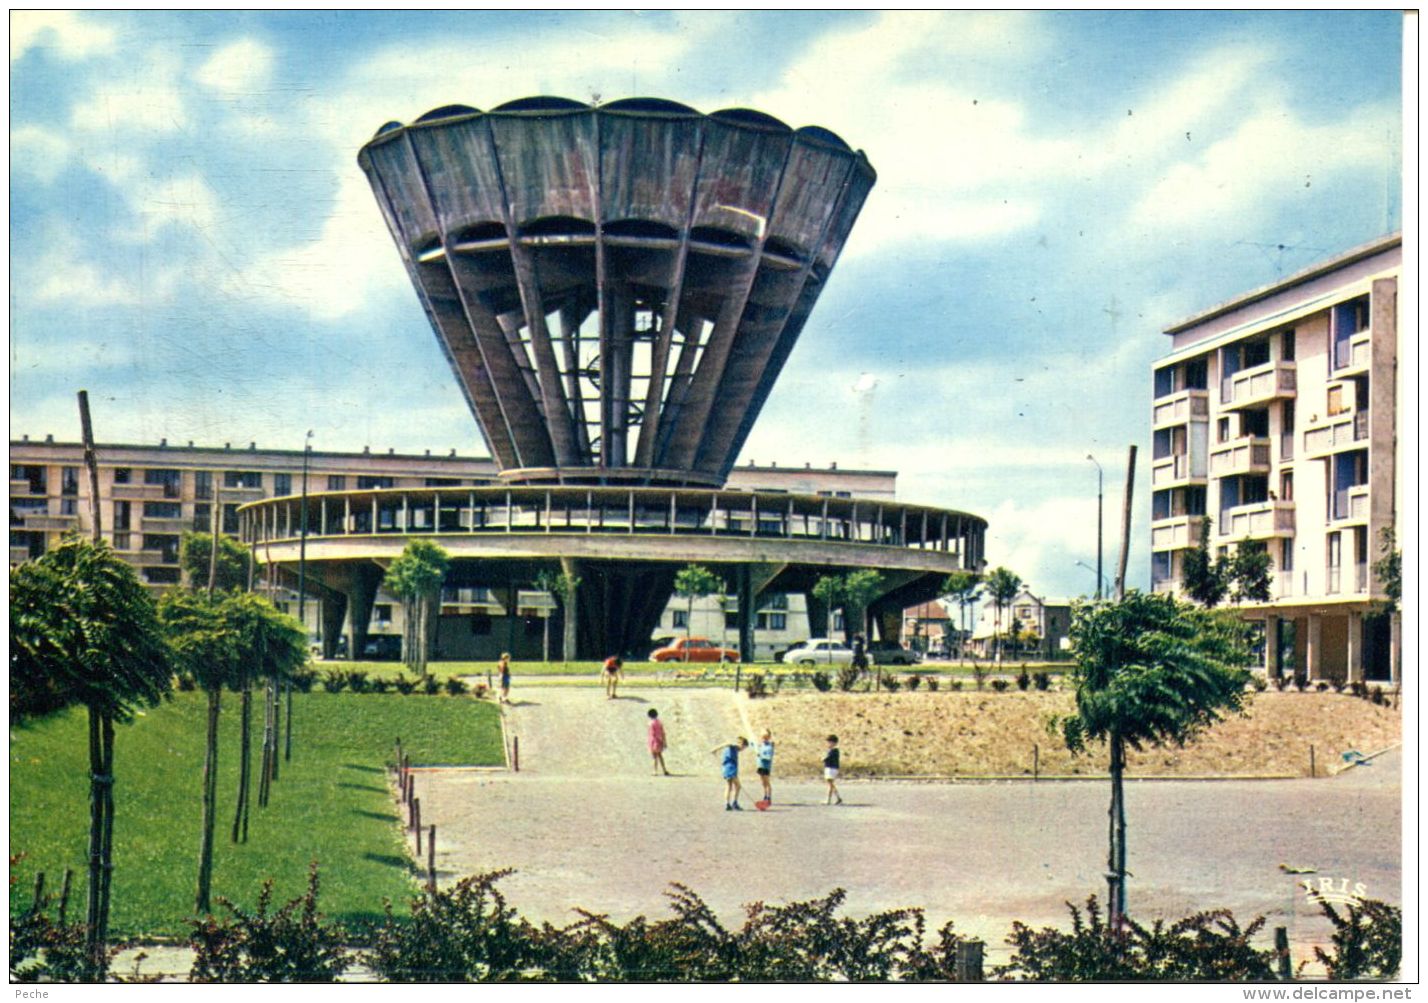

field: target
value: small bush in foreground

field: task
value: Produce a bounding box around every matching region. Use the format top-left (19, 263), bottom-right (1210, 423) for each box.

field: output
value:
top-left (423, 675), bottom-right (442, 696)
top-left (836, 666), bottom-right (860, 692)
top-left (1032, 671), bottom-right (1051, 691)
top-left (320, 671), bottom-right (348, 694)
top-left (393, 676), bottom-right (417, 695)
top-left (189, 863), bottom-right (348, 983)
top-left (444, 676), bottom-right (468, 696)
top-left (990, 679), bottom-right (1009, 692)
top-left (882, 674), bottom-right (901, 693)
top-left (924, 677), bottom-right (939, 692)
top-left (810, 671), bottom-right (832, 693)
top-left (1307, 895), bottom-right (1401, 980)
top-left (744, 674), bottom-right (768, 699)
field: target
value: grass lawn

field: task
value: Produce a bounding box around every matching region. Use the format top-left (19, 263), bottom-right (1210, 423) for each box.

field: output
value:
top-left (9, 691), bottom-right (503, 939)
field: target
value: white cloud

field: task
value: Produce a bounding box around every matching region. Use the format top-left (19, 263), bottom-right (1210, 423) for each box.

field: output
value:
top-left (11, 125), bottom-right (71, 183)
top-left (10, 11), bottom-right (115, 62)
top-left (195, 38), bottom-right (274, 94)
top-left (70, 52), bottom-right (187, 133)
top-left (1130, 102), bottom-right (1400, 231)
top-left (137, 173), bottom-right (219, 232)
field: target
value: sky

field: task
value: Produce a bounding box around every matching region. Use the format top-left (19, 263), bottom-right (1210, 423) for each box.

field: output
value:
top-left (8, 10), bottom-right (1406, 602)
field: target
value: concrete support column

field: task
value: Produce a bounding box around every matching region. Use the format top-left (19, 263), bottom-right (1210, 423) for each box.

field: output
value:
top-left (1390, 612), bottom-right (1401, 686)
top-left (1264, 614), bottom-right (1281, 680)
top-left (805, 591), bottom-right (831, 640)
top-left (321, 593), bottom-right (348, 660)
top-left (560, 557), bottom-right (581, 662)
top-left (1305, 614), bottom-right (1324, 682)
top-left (1345, 611), bottom-right (1364, 684)
top-left (345, 565), bottom-right (382, 662)
top-left (736, 565), bottom-right (755, 664)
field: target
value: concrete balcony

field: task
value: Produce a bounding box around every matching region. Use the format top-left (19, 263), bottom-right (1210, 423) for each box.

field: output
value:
top-left (1150, 453), bottom-right (1207, 489)
top-left (112, 483), bottom-right (172, 501)
top-left (10, 546), bottom-right (34, 564)
top-left (1208, 436), bottom-right (1272, 477)
top-left (220, 485), bottom-right (266, 501)
top-left (1219, 500), bottom-right (1295, 541)
top-left (1151, 578), bottom-right (1179, 595)
top-left (1275, 571), bottom-right (1295, 599)
top-left (1219, 360), bottom-right (1296, 411)
top-left (140, 516), bottom-right (191, 533)
top-left (1150, 514), bottom-right (1198, 550)
top-left (1303, 411), bottom-right (1369, 458)
top-left (132, 549), bottom-right (179, 567)
top-left (25, 514), bottom-right (79, 531)
top-left (10, 479), bottom-right (44, 496)
top-left (1334, 329), bottom-right (1373, 376)
top-left (1152, 389), bottom-right (1209, 430)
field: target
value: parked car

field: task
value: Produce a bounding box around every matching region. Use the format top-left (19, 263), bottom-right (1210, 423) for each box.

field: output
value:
top-left (782, 638), bottom-right (853, 666)
top-left (650, 636), bottom-right (739, 663)
top-left (773, 639), bottom-right (809, 663)
top-left (869, 641), bottom-right (921, 666)
top-left (361, 635), bottom-right (403, 661)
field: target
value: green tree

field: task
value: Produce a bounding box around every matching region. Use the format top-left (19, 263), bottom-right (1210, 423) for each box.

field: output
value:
top-left (1227, 542), bottom-right (1273, 605)
top-left (159, 590), bottom-right (243, 914)
top-left (10, 535), bottom-right (173, 977)
top-left (940, 571), bottom-right (982, 667)
top-left (1181, 516), bottom-right (1228, 607)
top-left (840, 569), bottom-right (884, 644)
top-left (1372, 527), bottom-right (1401, 613)
top-left (983, 567), bottom-right (1022, 668)
top-left (1056, 591), bottom-right (1252, 927)
top-left (672, 565), bottom-right (724, 659)
top-left (811, 574), bottom-right (846, 648)
top-left (229, 593), bottom-right (307, 831)
top-left (383, 541), bottom-right (451, 675)
top-left (180, 532), bottom-right (251, 592)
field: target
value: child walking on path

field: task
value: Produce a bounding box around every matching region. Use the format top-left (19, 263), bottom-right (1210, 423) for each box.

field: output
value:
top-left (823, 734), bottom-right (843, 805)
top-left (755, 730), bottom-right (775, 805)
top-left (711, 737), bottom-right (748, 810)
top-left (647, 708), bottom-right (671, 776)
top-left (603, 656), bottom-right (623, 699)
top-left (498, 653), bottom-right (512, 704)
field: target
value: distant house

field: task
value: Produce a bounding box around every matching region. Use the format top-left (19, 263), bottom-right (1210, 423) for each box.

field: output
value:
top-left (969, 589), bottom-right (1073, 659)
top-left (902, 600), bottom-right (951, 653)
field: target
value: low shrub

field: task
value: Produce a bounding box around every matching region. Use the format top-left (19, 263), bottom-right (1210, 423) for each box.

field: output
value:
top-left (320, 671), bottom-right (348, 694)
top-left (444, 676), bottom-right (469, 696)
top-left (1016, 669), bottom-right (1031, 691)
top-left (810, 671), bottom-right (833, 693)
top-left (881, 674), bottom-right (901, 693)
top-left (905, 674), bottom-right (921, 691)
top-left (972, 662), bottom-right (989, 691)
top-left (393, 676), bottom-right (417, 695)
top-left (990, 679), bottom-right (1009, 693)
top-left (369, 677), bottom-right (392, 695)
top-left (836, 666), bottom-right (860, 692)
top-left (1315, 681), bottom-right (1330, 693)
top-left (1307, 894), bottom-right (1402, 980)
top-left (472, 682), bottom-right (489, 699)
top-left (745, 674), bottom-right (768, 699)
top-left (422, 675), bottom-right (442, 696)
top-left (1369, 687), bottom-right (1386, 706)
top-left (949, 680), bottom-right (964, 691)
top-left (346, 671), bottom-right (371, 695)
top-left (1251, 676), bottom-right (1268, 692)
top-left (1032, 671), bottom-right (1051, 691)
top-left (188, 863), bottom-right (348, 983)
top-left (289, 667), bottom-right (318, 693)
top-left (924, 677), bottom-right (939, 692)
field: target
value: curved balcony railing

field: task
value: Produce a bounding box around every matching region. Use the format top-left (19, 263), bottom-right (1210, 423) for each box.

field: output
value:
top-left (239, 485), bottom-right (985, 563)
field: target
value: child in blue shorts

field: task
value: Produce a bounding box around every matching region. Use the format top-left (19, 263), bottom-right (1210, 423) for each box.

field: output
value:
top-left (711, 737), bottom-right (749, 810)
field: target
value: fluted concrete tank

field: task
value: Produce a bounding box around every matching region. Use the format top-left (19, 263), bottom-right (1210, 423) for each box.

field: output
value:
top-left (359, 96), bottom-right (876, 486)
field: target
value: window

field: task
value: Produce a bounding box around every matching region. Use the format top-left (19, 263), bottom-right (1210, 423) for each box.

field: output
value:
top-left (143, 567), bottom-right (181, 585)
top-left (1326, 385), bottom-right (1349, 416)
top-left (672, 610), bottom-right (689, 629)
top-left (60, 498), bottom-right (78, 516)
top-left (143, 502), bottom-right (182, 519)
top-left (11, 498), bottom-right (48, 521)
top-left (358, 476), bottom-right (394, 490)
top-left (1241, 409), bottom-right (1269, 438)
top-left (1184, 358), bottom-right (1208, 390)
top-left (328, 475), bottom-right (347, 491)
top-left (61, 467), bottom-right (80, 495)
top-left (1152, 490), bottom-right (1172, 520)
top-left (114, 501), bottom-right (131, 530)
top-left (757, 611), bottom-right (787, 631)
top-left (144, 468), bottom-right (181, 498)
top-left (12, 465), bottom-right (46, 494)
top-left (373, 604), bottom-right (393, 627)
top-left (274, 473), bottom-right (292, 495)
top-left (1217, 418), bottom-right (1231, 443)
top-left (1243, 340), bottom-right (1271, 368)
top-left (1280, 329), bottom-right (1295, 361)
top-left (113, 532), bottom-right (131, 551)
top-left (112, 467), bottom-right (131, 485)
top-left (224, 471), bottom-right (262, 489)
top-left (194, 470), bottom-right (213, 500)
top-left (1281, 538), bottom-right (1294, 573)
top-left (193, 503), bottom-right (211, 531)
top-left (1153, 366), bottom-right (1175, 399)
top-left (223, 504), bottom-right (240, 535)
top-left (762, 593), bottom-right (789, 610)
top-left (426, 477), bottom-right (460, 486)
top-left (725, 611), bottom-right (739, 630)
top-left (1279, 472), bottom-right (1293, 502)
top-left (142, 534), bottom-right (180, 563)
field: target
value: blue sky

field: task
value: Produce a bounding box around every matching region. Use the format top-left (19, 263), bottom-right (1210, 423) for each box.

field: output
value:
top-left (9, 11), bottom-right (1405, 601)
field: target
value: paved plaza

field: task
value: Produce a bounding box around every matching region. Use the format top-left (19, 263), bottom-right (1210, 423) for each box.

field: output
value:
top-left (408, 686), bottom-right (1402, 964)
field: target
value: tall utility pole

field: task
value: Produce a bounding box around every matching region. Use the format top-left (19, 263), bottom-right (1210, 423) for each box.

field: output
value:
top-left (289, 430), bottom-right (312, 763)
top-left (1087, 454), bottom-right (1103, 600)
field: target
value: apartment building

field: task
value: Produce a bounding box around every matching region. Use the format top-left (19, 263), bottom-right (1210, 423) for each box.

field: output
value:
top-left (9, 437), bottom-right (897, 658)
top-left (1149, 234), bottom-right (1400, 682)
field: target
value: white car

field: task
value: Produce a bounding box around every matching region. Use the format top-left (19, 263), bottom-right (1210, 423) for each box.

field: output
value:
top-left (783, 638), bottom-right (854, 666)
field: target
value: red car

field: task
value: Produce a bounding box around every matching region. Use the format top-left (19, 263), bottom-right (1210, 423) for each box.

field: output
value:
top-left (650, 637), bottom-right (739, 663)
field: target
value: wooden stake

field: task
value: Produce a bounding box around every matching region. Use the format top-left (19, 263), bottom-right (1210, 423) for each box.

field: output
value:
top-left (1309, 745), bottom-right (1316, 778)
top-left (58, 869), bottom-right (72, 924)
top-left (427, 825), bottom-right (437, 892)
top-left (1033, 743), bottom-right (1040, 781)
top-left (31, 872), bottom-right (46, 914)
top-left (513, 735), bottom-right (520, 772)
top-left (1274, 926), bottom-right (1291, 980)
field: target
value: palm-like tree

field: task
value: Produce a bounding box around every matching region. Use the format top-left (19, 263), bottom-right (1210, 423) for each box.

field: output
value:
top-left (383, 541), bottom-right (451, 675)
top-left (10, 535), bottom-right (172, 978)
top-left (1057, 591), bottom-right (1251, 927)
top-left (158, 590), bottom-right (242, 914)
top-left (940, 571), bottom-right (981, 666)
top-left (982, 567), bottom-right (1023, 668)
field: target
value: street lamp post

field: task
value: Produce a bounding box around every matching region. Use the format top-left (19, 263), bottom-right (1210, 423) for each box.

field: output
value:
top-left (1076, 560), bottom-right (1111, 598)
top-left (1087, 454), bottom-right (1103, 600)
top-left (289, 430), bottom-right (312, 762)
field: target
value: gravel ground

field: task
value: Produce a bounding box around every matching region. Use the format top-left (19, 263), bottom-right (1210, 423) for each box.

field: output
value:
top-left (409, 686), bottom-right (1402, 965)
